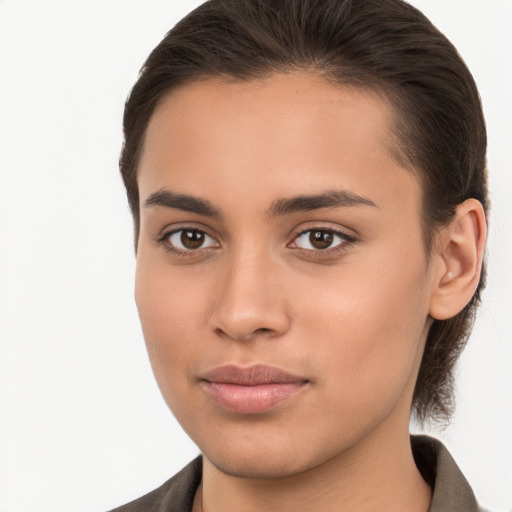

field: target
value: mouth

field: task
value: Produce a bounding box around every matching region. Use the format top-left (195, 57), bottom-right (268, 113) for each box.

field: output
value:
top-left (199, 364), bottom-right (309, 414)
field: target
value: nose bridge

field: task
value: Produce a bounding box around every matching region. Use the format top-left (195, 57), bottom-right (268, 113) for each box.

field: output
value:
top-left (211, 241), bottom-right (289, 341)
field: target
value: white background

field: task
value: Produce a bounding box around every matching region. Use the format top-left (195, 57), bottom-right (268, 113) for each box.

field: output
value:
top-left (0, 1), bottom-right (510, 511)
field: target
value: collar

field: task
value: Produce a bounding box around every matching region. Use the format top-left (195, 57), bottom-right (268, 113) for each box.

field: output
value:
top-left (412, 435), bottom-right (483, 511)
top-left (110, 435), bottom-right (484, 511)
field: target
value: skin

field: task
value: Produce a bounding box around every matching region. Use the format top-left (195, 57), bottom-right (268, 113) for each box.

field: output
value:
top-left (134, 73), bottom-right (485, 511)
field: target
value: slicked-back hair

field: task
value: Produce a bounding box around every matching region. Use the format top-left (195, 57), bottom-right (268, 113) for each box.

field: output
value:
top-left (120, 0), bottom-right (488, 423)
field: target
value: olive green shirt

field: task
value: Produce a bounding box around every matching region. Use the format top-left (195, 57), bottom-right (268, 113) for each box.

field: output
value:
top-left (109, 436), bottom-right (486, 511)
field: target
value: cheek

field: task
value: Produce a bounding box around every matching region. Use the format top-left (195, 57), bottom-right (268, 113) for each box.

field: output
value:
top-left (134, 257), bottom-right (210, 399)
top-left (296, 253), bottom-right (431, 413)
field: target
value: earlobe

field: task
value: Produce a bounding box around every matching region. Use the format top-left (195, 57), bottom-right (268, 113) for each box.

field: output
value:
top-left (429, 199), bottom-right (487, 321)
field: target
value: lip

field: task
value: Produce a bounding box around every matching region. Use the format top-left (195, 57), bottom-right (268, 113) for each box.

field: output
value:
top-left (199, 364), bottom-right (309, 414)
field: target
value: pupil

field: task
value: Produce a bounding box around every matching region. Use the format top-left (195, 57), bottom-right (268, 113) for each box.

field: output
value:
top-left (310, 230), bottom-right (333, 249)
top-left (181, 230), bottom-right (204, 249)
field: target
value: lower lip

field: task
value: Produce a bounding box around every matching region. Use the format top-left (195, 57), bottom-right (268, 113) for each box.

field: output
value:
top-left (202, 381), bottom-right (307, 414)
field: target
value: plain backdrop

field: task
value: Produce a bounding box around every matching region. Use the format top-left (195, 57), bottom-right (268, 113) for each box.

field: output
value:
top-left (0, 1), bottom-right (511, 511)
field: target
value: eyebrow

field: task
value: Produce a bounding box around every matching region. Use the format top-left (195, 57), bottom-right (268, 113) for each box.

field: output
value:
top-left (268, 190), bottom-right (378, 216)
top-left (144, 189), bottom-right (221, 218)
top-left (144, 188), bottom-right (377, 218)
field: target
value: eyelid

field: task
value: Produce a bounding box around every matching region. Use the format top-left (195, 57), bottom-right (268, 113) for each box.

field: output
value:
top-left (288, 224), bottom-right (357, 251)
top-left (156, 224), bottom-right (221, 254)
top-left (154, 222), bottom-right (356, 256)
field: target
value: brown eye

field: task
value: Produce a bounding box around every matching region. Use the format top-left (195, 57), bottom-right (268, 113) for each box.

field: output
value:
top-left (181, 230), bottom-right (205, 249)
top-left (309, 230), bottom-right (334, 249)
top-left (166, 229), bottom-right (218, 251)
top-left (292, 228), bottom-right (351, 251)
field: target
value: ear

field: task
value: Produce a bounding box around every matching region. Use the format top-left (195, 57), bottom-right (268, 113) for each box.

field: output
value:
top-left (429, 199), bottom-right (487, 321)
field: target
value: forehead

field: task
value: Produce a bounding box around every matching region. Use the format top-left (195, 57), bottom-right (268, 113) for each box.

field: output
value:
top-left (138, 73), bottom-right (419, 213)
top-left (143, 73), bottom-right (397, 164)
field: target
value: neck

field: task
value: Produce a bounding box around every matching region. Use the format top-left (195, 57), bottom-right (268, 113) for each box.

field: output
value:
top-left (195, 422), bottom-right (431, 512)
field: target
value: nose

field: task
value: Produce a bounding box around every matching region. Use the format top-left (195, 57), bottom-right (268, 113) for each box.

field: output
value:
top-left (209, 251), bottom-right (291, 342)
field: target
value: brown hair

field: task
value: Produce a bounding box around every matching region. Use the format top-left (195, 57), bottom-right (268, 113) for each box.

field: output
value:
top-left (120, 0), bottom-right (488, 423)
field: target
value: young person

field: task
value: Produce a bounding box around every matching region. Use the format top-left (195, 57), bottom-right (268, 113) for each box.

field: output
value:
top-left (111, 0), bottom-right (488, 510)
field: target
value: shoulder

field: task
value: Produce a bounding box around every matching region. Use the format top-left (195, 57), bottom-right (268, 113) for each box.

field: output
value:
top-left (411, 435), bottom-right (489, 512)
top-left (107, 456), bottom-right (202, 512)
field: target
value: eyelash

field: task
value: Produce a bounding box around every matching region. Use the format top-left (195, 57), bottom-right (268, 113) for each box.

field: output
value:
top-left (157, 227), bottom-right (219, 257)
top-left (157, 226), bottom-right (356, 257)
top-left (288, 227), bottom-right (356, 254)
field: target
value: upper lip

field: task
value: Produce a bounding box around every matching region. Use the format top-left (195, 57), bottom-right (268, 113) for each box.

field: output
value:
top-left (200, 364), bottom-right (308, 385)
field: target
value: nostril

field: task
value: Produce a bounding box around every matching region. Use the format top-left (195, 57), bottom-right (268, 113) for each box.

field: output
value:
top-left (210, 295), bottom-right (291, 341)
top-left (213, 325), bottom-right (275, 341)
top-left (254, 327), bottom-right (272, 335)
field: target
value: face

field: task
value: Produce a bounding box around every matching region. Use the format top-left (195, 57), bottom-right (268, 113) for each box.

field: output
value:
top-left (135, 74), bottom-right (437, 479)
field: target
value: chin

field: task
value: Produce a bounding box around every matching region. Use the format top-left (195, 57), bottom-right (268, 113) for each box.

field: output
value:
top-left (204, 449), bottom-right (314, 480)
top-left (197, 426), bottom-right (344, 481)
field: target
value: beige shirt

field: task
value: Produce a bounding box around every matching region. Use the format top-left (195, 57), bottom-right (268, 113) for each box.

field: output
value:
top-left (109, 435), bottom-right (486, 512)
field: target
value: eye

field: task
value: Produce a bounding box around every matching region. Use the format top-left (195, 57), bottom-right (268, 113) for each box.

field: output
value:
top-left (164, 228), bottom-right (218, 251)
top-left (291, 228), bottom-right (353, 251)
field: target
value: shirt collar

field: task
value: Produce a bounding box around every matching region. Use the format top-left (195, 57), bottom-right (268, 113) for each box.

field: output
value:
top-left (412, 435), bottom-right (482, 512)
